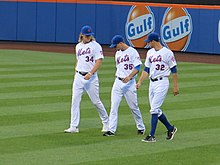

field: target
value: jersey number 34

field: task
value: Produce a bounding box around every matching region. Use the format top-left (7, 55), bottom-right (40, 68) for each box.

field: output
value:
top-left (85, 56), bottom-right (94, 62)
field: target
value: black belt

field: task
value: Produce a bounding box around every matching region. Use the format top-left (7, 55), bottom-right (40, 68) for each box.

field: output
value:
top-left (117, 77), bottom-right (132, 81)
top-left (150, 77), bottom-right (163, 82)
top-left (76, 71), bottom-right (88, 76)
top-left (118, 77), bottom-right (124, 81)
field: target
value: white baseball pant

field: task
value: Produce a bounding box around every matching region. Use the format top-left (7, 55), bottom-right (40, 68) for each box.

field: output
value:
top-left (108, 78), bottom-right (145, 133)
top-left (70, 72), bottom-right (109, 128)
top-left (149, 77), bottom-right (169, 117)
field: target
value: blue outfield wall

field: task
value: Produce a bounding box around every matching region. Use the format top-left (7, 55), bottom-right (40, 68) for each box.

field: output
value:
top-left (0, 1), bottom-right (220, 54)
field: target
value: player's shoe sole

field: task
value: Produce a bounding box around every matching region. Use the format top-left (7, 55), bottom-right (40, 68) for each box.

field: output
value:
top-left (103, 131), bottom-right (115, 136)
top-left (64, 127), bottom-right (79, 133)
top-left (137, 129), bottom-right (145, 135)
top-left (166, 127), bottom-right (177, 140)
top-left (142, 135), bottom-right (156, 142)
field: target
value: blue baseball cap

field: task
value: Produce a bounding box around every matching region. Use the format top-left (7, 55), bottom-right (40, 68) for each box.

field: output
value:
top-left (144, 32), bottom-right (160, 43)
top-left (81, 25), bottom-right (94, 36)
top-left (110, 35), bottom-right (124, 48)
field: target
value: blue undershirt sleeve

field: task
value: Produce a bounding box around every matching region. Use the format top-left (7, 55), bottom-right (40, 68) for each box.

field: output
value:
top-left (144, 67), bottom-right (150, 73)
top-left (170, 66), bottom-right (177, 73)
top-left (134, 65), bottom-right (141, 72)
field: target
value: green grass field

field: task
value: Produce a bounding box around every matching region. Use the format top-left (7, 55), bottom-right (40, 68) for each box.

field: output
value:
top-left (0, 49), bottom-right (219, 165)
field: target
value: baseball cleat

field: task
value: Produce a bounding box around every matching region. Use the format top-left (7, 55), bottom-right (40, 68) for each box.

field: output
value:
top-left (166, 126), bottom-right (177, 140)
top-left (103, 131), bottom-right (115, 136)
top-left (64, 127), bottom-right (79, 133)
top-left (142, 135), bottom-right (156, 142)
top-left (137, 129), bottom-right (145, 135)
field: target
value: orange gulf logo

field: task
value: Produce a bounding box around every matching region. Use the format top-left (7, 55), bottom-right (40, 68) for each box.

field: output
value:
top-left (125, 6), bottom-right (155, 48)
top-left (161, 7), bottom-right (193, 51)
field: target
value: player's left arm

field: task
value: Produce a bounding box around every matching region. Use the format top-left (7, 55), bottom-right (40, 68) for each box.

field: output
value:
top-left (171, 66), bottom-right (179, 96)
top-left (84, 58), bottom-right (102, 80)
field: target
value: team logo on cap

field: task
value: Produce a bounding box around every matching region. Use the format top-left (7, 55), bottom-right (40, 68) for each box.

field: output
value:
top-left (161, 7), bottom-right (193, 51)
top-left (125, 6), bottom-right (155, 48)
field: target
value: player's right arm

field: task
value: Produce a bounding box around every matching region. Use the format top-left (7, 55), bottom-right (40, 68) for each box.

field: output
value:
top-left (136, 67), bottom-right (149, 89)
top-left (136, 52), bottom-right (150, 89)
top-left (170, 66), bottom-right (179, 96)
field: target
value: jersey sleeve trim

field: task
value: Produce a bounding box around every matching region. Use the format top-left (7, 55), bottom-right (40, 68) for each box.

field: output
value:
top-left (144, 67), bottom-right (150, 73)
top-left (170, 65), bottom-right (177, 73)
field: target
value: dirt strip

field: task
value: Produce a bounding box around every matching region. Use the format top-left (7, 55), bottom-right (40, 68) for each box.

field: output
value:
top-left (0, 41), bottom-right (220, 64)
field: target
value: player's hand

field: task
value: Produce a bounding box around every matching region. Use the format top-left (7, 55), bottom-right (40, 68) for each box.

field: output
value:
top-left (122, 76), bottom-right (131, 83)
top-left (84, 73), bottom-right (92, 80)
top-left (136, 82), bottom-right (141, 89)
top-left (173, 87), bottom-right (179, 96)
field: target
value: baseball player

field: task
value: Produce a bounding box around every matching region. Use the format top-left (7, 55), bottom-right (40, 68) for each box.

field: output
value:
top-left (103, 35), bottom-right (145, 136)
top-left (136, 32), bottom-right (179, 142)
top-left (64, 25), bottom-right (109, 133)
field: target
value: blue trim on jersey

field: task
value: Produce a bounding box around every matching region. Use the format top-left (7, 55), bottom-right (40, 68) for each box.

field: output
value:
top-left (170, 66), bottom-right (177, 73)
top-left (134, 65), bottom-right (141, 72)
top-left (144, 67), bottom-right (150, 73)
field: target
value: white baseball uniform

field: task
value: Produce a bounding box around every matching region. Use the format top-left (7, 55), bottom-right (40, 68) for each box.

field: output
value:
top-left (108, 47), bottom-right (145, 133)
top-left (145, 47), bottom-right (177, 116)
top-left (69, 41), bottom-right (109, 128)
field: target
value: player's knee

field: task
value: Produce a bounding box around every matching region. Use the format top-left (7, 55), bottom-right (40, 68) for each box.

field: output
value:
top-left (92, 100), bottom-right (102, 106)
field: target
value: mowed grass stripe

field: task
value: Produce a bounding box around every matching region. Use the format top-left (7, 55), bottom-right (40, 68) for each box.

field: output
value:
top-left (0, 50), bottom-right (220, 165)
top-left (0, 96), bottom-right (217, 114)
top-left (0, 114), bottom-right (142, 140)
top-left (177, 72), bottom-right (220, 79)
top-left (0, 62), bottom-right (73, 68)
top-left (0, 111), bottom-right (66, 126)
top-left (1, 91), bottom-right (219, 108)
top-left (180, 68), bottom-right (220, 73)
top-left (0, 49), bottom-right (72, 63)
top-left (0, 102), bottom-right (70, 116)
top-left (0, 75), bottom-right (114, 87)
top-left (0, 95), bottom-right (71, 107)
top-left (177, 79), bottom-right (220, 88)
top-left (0, 68), bottom-right (73, 75)
top-left (0, 85), bottom-right (112, 99)
top-left (0, 75), bottom-right (71, 83)
top-left (1, 79), bottom-right (218, 96)
top-left (0, 84), bottom-right (72, 93)
top-left (0, 65), bottom-right (73, 71)
top-left (161, 106), bottom-right (220, 121)
top-left (83, 143), bottom-right (219, 165)
top-left (0, 71), bottom-right (73, 78)
top-left (0, 129), bottom-right (219, 165)
top-left (0, 115), bottom-right (219, 152)
top-left (177, 84), bottom-right (219, 93)
top-left (138, 84), bottom-right (219, 96)
top-left (150, 98), bottom-right (220, 111)
top-left (178, 66), bottom-right (219, 71)
top-left (0, 71), bottom-right (114, 83)
top-left (1, 103), bottom-right (219, 127)
top-left (0, 79), bottom-right (72, 87)
top-left (0, 99), bottom-right (135, 116)
top-left (138, 92), bottom-right (220, 104)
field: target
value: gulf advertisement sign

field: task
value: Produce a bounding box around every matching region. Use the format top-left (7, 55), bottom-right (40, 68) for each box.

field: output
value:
top-left (161, 7), bottom-right (193, 51)
top-left (125, 6), bottom-right (155, 48)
